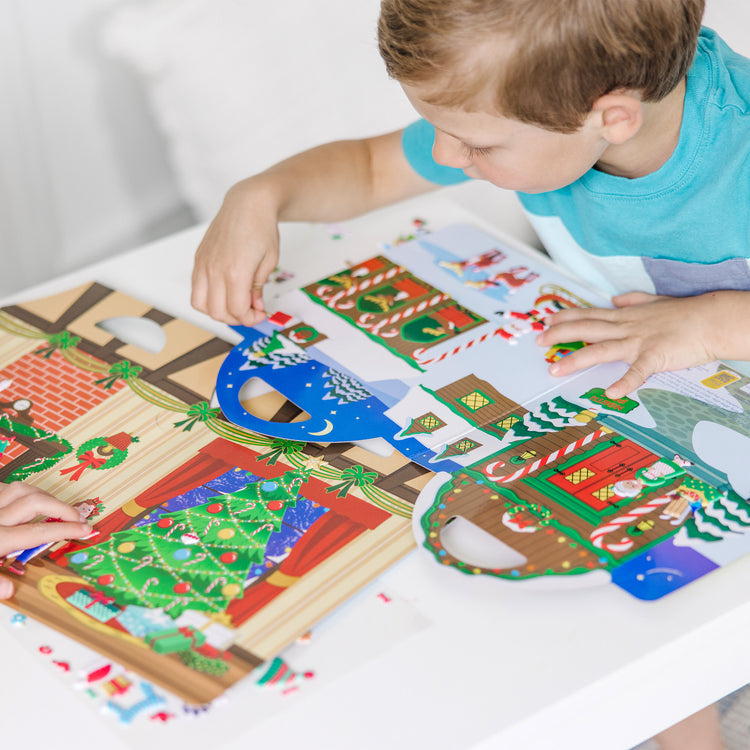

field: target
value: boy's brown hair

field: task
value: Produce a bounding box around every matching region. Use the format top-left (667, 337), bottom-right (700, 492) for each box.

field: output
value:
top-left (378, 0), bottom-right (705, 132)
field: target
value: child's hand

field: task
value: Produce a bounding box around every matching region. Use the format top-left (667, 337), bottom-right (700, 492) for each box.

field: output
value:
top-left (191, 182), bottom-right (280, 327)
top-left (0, 482), bottom-right (92, 599)
top-left (535, 291), bottom-right (745, 398)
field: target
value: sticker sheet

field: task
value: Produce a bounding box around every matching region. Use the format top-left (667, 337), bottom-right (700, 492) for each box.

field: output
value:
top-left (4, 220), bottom-right (750, 717)
top-left (214, 223), bottom-right (750, 601)
top-left (0, 281), bottom-right (419, 705)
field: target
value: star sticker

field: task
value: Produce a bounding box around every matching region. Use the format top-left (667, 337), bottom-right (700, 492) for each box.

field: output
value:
top-left (302, 456), bottom-right (326, 472)
top-left (207, 612), bottom-right (234, 627)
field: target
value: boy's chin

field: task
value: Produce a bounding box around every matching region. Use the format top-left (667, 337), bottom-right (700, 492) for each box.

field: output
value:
top-left (465, 167), bottom-right (572, 193)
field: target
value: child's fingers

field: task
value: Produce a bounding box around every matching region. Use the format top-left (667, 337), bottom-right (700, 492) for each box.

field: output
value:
top-left (225, 272), bottom-right (256, 325)
top-left (604, 359), bottom-right (654, 399)
top-left (0, 491), bottom-right (85, 526)
top-left (0, 521), bottom-right (92, 558)
top-left (190, 267), bottom-right (209, 314)
top-left (611, 291), bottom-right (664, 308)
top-left (0, 575), bottom-right (13, 599)
top-left (248, 254), bottom-right (279, 319)
top-left (547, 338), bottom-right (632, 377)
top-left (538, 317), bottom-right (624, 349)
top-left (0, 481), bottom-right (36, 509)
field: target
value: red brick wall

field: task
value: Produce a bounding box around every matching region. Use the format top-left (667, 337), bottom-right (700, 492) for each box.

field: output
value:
top-left (0, 351), bottom-right (124, 434)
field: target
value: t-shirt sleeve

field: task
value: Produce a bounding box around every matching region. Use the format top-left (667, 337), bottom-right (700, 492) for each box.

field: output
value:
top-left (401, 119), bottom-right (470, 186)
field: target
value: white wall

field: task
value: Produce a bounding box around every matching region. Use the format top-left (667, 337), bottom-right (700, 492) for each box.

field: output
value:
top-left (2, 0), bottom-right (748, 298)
top-left (0, 0), bottom-right (192, 296)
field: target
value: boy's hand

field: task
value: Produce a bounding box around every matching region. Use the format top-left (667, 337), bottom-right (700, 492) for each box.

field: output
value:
top-left (535, 291), bottom-right (744, 398)
top-left (0, 482), bottom-right (92, 599)
top-left (191, 183), bottom-right (280, 327)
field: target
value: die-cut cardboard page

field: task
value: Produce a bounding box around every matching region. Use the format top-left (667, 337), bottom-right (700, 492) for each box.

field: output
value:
top-left (2, 223), bottom-right (750, 705)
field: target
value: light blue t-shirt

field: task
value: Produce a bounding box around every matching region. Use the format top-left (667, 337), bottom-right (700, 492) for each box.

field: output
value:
top-left (401, 28), bottom-right (750, 297)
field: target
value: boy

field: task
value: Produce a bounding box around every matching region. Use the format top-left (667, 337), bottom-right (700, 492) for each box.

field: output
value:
top-left (192, 0), bottom-right (750, 402)
top-left (191, 1), bottom-right (747, 746)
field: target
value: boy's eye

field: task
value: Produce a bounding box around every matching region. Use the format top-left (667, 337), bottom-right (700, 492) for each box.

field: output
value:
top-left (461, 143), bottom-right (493, 158)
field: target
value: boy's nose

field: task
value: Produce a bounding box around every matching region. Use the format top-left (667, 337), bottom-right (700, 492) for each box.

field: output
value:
top-left (432, 131), bottom-right (472, 169)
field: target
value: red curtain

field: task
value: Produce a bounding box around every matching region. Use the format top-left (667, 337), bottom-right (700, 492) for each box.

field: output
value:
top-left (227, 512), bottom-right (366, 625)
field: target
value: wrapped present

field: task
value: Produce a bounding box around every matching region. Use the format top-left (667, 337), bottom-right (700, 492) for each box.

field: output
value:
top-left (102, 674), bottom-right (132, 697)
top-left (145, 626), bottom-right (206, 654)
top-left (115, 605), bottom-right (172, 638)
top-left (66, 588), bottom-right (120, 623)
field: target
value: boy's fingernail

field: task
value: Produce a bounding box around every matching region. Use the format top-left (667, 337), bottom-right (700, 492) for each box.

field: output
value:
top-left (549, 364), bottom-right (559, 375)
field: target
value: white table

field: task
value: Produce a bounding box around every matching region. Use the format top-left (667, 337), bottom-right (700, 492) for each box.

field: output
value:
top-left (2, 191), bottom-right (749, 750)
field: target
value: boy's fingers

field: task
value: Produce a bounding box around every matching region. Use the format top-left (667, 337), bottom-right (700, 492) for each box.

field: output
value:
top-left (226, 273), bottom-right (255, 323)
top-left (548, 339), bottom-right (629, 377)
top-left (545, 306), bottom-right (617, 325)
top-left (0, 576), bottom-right (13, 599)
top-left (190, 271), bottom-right (209, 313)
top-left (539, 318), bottom-right (622, 349)
top-left (0, 521), bottom-right (92, 558)
top-left (0, 493), bottom-right (84, 526)
top-left (611, 291), bottom-right (664, 307)
top-left (0, 481), bottom-right (39, 509)
top-left (604, 362), bottom-right (652, 399)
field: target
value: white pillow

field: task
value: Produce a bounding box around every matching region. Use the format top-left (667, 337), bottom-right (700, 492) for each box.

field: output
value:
top-left (103, 0), bottom-right (416, 220)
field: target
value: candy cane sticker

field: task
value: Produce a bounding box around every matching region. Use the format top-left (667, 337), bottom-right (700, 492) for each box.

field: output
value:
top-left (358, 292), bottom-right (450, 336)
top-left (590, 495), bottom-right (673, 553)
top-left (82, 554), bottom-right (105, 570)
top-left (205, 576), bottom-right (228, 593)
top-left (321, 266), bottom-right (404, 310)
top-left (140, 577), bottom-right (159, 595)
top-left (132, 555), bottom-right (154, 571)
top-left (484, 428), bottom-right (611, 482)
top-left (164, 522), bottom-right (187, 538)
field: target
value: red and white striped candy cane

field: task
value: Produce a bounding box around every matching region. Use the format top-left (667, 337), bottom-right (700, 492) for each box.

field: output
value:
top-left (321, 266), bottom-right (405, 311)
top-left (359, 292), bottom-right (451, 336)
top-left (412, 326), bottom-right (505, 366)
top-left (484, 428), bottom-right (611, 482)
top-left (590, 495), bottom-right (673, 553)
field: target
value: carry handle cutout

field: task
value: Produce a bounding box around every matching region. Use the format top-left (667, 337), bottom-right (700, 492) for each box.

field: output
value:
top-left (438, 516), bottom-right (528, 570)
top-left (96, 317), bottom-right (166, 354)
top-left (238, 377), bottom-right (311, 423)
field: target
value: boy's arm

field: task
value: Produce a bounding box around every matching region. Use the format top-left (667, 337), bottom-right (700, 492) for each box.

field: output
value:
top-left (536, 290), bottom-right (750, 398)
top-left (191, 130), bottom-right (438, 326)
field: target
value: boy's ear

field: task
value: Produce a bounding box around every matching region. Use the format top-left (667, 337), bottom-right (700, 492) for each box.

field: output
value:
top-left (592, 91), bottom-right (644, 145)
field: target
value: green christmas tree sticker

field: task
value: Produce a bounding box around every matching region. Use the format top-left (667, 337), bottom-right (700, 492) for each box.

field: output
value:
top-left (684, 485), bottom-right (750, 542)
top-left (66, 470), bottom-right (308, 618)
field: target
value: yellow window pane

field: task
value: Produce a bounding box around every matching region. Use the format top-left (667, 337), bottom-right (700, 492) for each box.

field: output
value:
top-left (459, 391), bottom-right (491, 411)
top-left (565, 467), bottom-right (594, 485)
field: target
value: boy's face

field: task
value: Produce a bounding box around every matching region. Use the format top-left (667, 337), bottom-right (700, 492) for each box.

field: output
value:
top-left (402, 84), bottom-right (611, 193)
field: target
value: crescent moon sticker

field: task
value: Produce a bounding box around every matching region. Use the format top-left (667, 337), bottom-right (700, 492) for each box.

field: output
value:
top-left (308, 419), bottom-right (334, 437)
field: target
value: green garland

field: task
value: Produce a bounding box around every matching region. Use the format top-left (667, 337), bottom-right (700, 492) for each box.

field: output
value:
top-left (0, 414), bottom-right (73, 482)
top-left (0, 312), bottom-right (413, 519)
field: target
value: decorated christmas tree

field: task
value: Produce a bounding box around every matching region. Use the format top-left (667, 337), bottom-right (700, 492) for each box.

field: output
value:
top-left (497, 396), bottom-right (588, 448)
top-left (65, 469), bottom-right (308, 618)
top-left (684, 487), bottom-right (750, 542)
top-left (322, 368), bottom-right (372, 404)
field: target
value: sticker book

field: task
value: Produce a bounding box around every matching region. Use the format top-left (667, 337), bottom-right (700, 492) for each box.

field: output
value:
top-left (3, 222), bottom-right (750, 706)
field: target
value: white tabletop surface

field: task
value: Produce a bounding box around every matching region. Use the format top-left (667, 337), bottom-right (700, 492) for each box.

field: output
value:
top-left (2, 190), bottom-right (750, 750)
